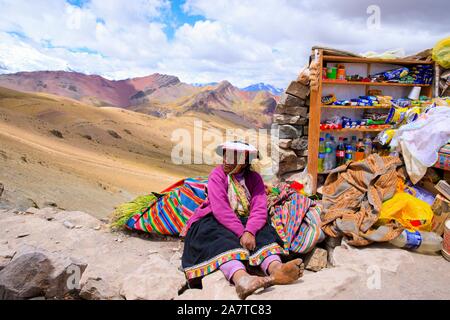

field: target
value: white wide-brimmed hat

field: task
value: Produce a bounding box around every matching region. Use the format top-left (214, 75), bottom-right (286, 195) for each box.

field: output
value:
top-left (215, 141), bottom-right (260, 159)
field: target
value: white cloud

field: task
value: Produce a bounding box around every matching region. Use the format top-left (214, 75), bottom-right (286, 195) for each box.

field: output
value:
top-left (0, 0), bottom-right (448, 88)
top-left (0, 33), bottom-right (69, 73)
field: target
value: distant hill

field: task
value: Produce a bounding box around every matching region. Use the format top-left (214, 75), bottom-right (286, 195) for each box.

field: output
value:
top-left (0, 71), bottom-right (278, 128)
top-left (191, 82), bottom-right (219, 87)
top-left (241, 83), bottom-right (284, 96)
top-left (0, 71), bottom-right (179, 107)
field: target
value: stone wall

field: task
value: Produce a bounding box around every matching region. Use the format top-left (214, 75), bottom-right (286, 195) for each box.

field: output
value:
top-left (272, 79), bottom-right (311, 181)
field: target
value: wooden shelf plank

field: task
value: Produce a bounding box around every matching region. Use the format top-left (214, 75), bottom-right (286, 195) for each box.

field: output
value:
top-left (322, 80), bottom-right (431, 87)
top-left (320, 128), bottom-right (389, 133)
top-left (321, 105), bottom-right (391, 109)
top-left (322, 55), bottom-right (433, 65)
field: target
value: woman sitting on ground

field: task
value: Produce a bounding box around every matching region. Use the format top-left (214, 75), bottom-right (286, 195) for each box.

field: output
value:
top-left (181, 141), bottom-right (304, 299)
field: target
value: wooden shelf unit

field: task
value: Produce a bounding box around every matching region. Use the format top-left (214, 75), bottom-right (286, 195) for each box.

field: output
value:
top-left (307, 51), bottom-right (434, 193)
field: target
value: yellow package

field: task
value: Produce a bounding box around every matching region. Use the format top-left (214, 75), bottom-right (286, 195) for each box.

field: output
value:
top-left (386, 106), bottom-right (408, 125)
top-left (378, 129), bottom-right (396, 145)
top-left (377, 192), bottom-right (434, 231)
top-left (405, 106), bottom-right (423, 123)
top-left (432, 37), bottom-right (450, 69)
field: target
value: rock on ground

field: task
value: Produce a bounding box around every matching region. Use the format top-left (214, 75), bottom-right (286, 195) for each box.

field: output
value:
top-left (120, 254), bottom-right (185, 300)
top-left (0, 246), bottom-right (87, 299)
top-left (0, 208), bottom-right (182, 300)
top-left (304, 247), bottom-right (328, 272)
top-left (79, 277), bottom-right (123, 300)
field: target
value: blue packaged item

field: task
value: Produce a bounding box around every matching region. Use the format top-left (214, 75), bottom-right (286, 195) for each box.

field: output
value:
top-left (360, 96), bottom-right (377, 101)
top-left (383, 67), bottom-right (409, 80)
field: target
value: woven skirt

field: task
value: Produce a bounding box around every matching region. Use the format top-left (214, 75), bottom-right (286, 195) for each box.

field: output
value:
top-left (182, 214), bottom-right (286, 280)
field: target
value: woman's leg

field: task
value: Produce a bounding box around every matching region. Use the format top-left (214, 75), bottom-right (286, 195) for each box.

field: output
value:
top-left (260, 255), bottom-right (305, 285)
top-left (219, 260), bottom-right (246, 282)
top-left (261, 254), bottom-right (282, 275)
top-left (220, 260), bottom-right (274, 300)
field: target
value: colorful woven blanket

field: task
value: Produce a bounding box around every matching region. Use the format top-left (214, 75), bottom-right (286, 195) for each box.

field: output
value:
top-left (111, 177), bottom-right (208, 235)
top-left (268, 183), bottom-right (324, 253)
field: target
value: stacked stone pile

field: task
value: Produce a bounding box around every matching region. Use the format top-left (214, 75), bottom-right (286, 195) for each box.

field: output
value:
top-left (272, 79), bottom-right (311, 180)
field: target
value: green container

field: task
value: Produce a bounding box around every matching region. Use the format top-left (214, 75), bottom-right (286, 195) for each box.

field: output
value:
top-left (327, 67), bottom-right (337, 79)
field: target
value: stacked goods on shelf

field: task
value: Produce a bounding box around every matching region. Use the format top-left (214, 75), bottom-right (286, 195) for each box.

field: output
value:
top-left (320, 93), bottom-right (392, 131)
top-left (370, 65), bottom-right (433, 84)
top-left (320, 93), bottom-right (437, 132)
top-left (317, 133), bottom-right (389, 173)
top-left (323, 64), bottom-right (433, 85)
top-left (319, 116), bottom-right (391, 131)
top-left (322, 94), bottom-right (393, 107)
top-left (378, 99), bottom-right (446, 147)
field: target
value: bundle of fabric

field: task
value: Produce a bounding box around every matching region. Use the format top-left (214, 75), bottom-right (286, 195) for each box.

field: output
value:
top-left (111, 177), bottom-right (208, 235)
top-left (268, 183), bottom-right (324, 253)
top-left (390, 106), bottom-right (450, 184)
top-left (321, 154), bottom-right (404, 246)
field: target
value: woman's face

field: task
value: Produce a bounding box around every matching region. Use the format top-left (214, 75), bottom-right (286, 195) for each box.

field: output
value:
top-left (223, 149), bottom-right (248, 174)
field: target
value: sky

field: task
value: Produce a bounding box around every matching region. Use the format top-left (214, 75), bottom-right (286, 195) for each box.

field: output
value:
top-left (0, 0), bottom-right (448, 88)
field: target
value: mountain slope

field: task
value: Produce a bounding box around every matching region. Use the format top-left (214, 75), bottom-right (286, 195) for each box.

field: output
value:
top-left (0, 86), bottom-right (258, 217)
top-left (0, 71), bottom-right (278, 128)
top-left (0, 71), bottom-right (180, 107)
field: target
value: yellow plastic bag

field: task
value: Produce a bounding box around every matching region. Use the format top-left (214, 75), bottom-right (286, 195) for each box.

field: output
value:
top-left (432, 37), bottom-right (450, 69)
top-left (377, 192), bottom-right (434, 231)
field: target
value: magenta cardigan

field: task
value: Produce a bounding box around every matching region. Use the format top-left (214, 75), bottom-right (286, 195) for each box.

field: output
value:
top-left (183, 165), bottom-right (268, 238)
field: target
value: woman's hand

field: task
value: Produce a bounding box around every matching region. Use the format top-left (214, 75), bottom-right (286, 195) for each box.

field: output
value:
top-left (240, 231), bottom-right (256, 251)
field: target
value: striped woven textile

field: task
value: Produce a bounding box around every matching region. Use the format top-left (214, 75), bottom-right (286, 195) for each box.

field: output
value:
top-left (438, 143), bottom-right (450, 155)
top-left (269, 183), bottom-right (324, 253)
top-left (434, 143), bottom-right (450, 171)
top-left (125, 177), bottom-right (208, 235)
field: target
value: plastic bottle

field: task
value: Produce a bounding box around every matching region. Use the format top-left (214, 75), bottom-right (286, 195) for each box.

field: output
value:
top-left (345, 145), bottom-right (353, 164)
top-left (343, 137), bottom-right (349, 150)
top-left (389, 230), bottom-right (443, 255)
top-left (318, 137), bottom-right (325, 173)
top-left (330, 136), bottom-right (337, 168)
top-left (336, 137), bottom-right (345, 166)
top-left (363, 134), bottom-right (373, 158)
top-left (354, 139), bottom-right (365, 161)
top-left (324, 134), bottom-right (334, 171)
top-left (351, 136), bottom-right (357, 152)
top-left (323, 134), bottom-right (330, 171)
